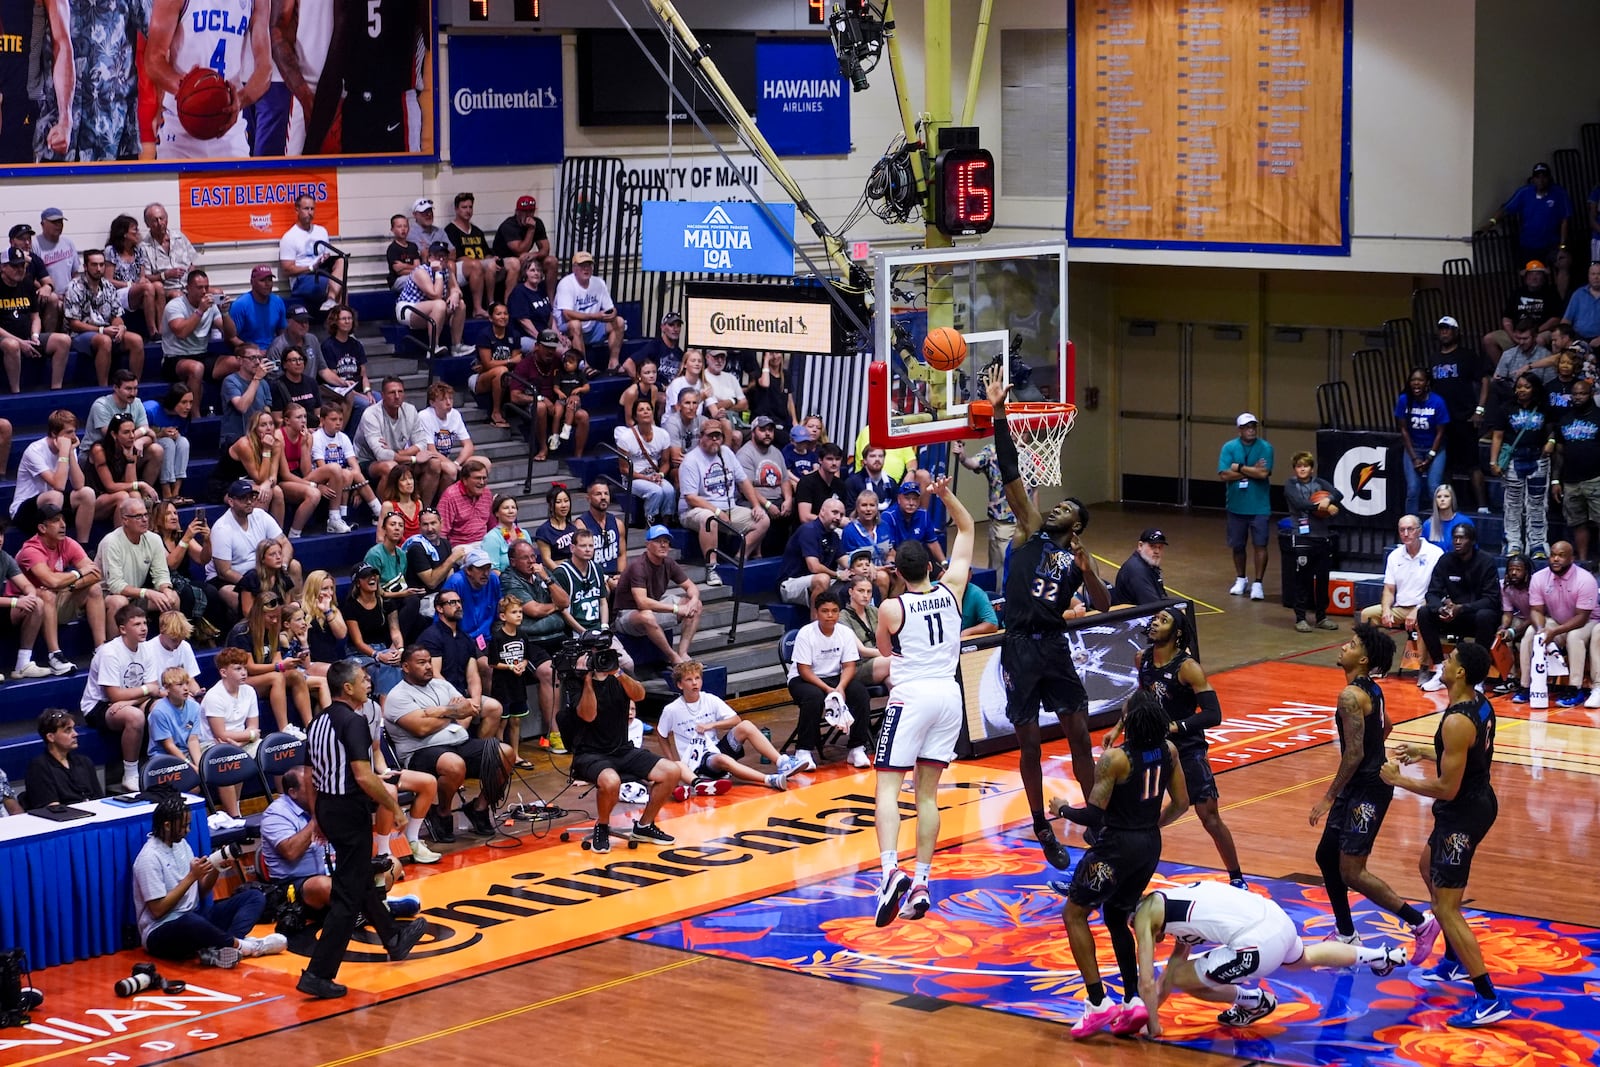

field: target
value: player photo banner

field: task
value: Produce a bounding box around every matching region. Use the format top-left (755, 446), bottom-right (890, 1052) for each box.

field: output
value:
top-left (178, 170), bottom-right (340, 243)
top-left (0, 0), bottom-right (437, 176)
top-left (446, 35), bottom-right (564, 169)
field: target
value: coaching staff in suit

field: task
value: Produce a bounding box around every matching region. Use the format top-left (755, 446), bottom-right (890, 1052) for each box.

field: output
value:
top-left (298, 659), bottom-right (428, 999)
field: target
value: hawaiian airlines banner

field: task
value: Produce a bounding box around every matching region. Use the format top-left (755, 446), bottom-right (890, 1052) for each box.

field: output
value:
top-left (447, 34), bottom-right (564, 168)
top-left (0, 0), bottom-right (436, 176)
top-left (755, 39), bottom-right (850, 157)
top-left (178, 170), bottom-right (340, 243)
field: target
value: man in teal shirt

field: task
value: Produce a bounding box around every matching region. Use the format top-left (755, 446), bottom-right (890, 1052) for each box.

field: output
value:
top-left (1218, 413), bottom-right (1274, 600)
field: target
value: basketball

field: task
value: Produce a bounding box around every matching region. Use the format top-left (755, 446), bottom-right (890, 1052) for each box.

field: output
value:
top-left (1309, 490), bottom-right (1332, 506)
top-left (922, 326), bottom-right (968, 372)
top-left (175, 68), bottom-right (236, 140)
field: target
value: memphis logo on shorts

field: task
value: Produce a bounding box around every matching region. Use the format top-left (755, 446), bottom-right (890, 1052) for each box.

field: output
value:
top-left (1439, 831), bottom-right (1471, 866)
top-left (1083, 860), bottom-right (1115, 890)
top-left (1350, 800), bottom-right (1377, 834)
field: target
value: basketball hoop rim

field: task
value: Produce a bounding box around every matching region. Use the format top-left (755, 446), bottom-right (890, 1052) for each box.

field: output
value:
top-left (968, 399), bottom-right (1077, 433)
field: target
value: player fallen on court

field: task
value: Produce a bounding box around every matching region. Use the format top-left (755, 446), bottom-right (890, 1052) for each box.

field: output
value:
top-left (1127, 879), bottom-right (1406, 1037)
top-left (985, 369), bottom-right (1111, 870)
top-left (1381, 642), bottom-right (1512, 1028)
top-left (1047, 690), bottom-right (1188, 1038)
top-left (1312, 624), bottom-right (1442, 961)
top-left (873, 476), bottom-right (975, 927)
top-left (1111, 606), bottom-right (1247, 886)
top-left (656, 659), bottom-right (803, 798)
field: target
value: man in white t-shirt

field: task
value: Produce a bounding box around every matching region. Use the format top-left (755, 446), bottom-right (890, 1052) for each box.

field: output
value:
top-left (784, 588), bottom-right (873, 770)
top-left (207, 478), bottom-right (300, 613)
top-left (1358, 514), bottom-right (1443, 635)
top-left (32, 208), bottom-right (78, 296)
top-left (278, 195), bottom-right (345, 311)
top-left (677, 423), bottom-right (771, 584)
top-left (11, 410), bottom-right (93, 534)
top-left (415, 380), bottom-right (476, 487)
top-left (702, 349), bottom-right (748, 424)
top-left (554, 251), bottom-right (623, 375)
top-left (658, 659), bottom-right (798, 795)
top-left (81, 604), bottom-right (165, 792)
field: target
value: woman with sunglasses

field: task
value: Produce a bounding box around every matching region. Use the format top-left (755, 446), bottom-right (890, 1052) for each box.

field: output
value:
top-left (225, 591), bottom-right (313, 731)
top-left (343, 563), bottom-right (405, 696)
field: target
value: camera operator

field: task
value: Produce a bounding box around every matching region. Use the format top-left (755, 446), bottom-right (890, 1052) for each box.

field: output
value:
top-left (560, 638), bottom-right (677, 854)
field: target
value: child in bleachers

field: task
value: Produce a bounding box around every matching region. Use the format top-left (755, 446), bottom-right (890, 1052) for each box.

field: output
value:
top-left (509, 329), bottom-right (563, 461)
top-left (551, 349), bottom-right (591, 455)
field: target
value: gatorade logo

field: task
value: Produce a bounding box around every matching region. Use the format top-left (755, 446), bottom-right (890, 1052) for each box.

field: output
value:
top-left (1332, 445), bottom-right (1388, 518)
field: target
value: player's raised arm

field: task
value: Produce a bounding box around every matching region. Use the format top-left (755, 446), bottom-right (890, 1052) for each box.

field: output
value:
top-left (986, 366), bottom-right (1043, 540)
top-left (929, 475), bottom-right (973, 598)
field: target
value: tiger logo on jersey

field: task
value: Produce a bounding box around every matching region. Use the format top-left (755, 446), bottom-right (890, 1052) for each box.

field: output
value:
top-left (1438, 832), bottom-right (1472, 867)
top-left (1035, 546), bottom-right (1071, 581)
top-left (1351, 801), bottom-right (1377, 834)
top-left (1083, 861), bottom-right (1115, 891)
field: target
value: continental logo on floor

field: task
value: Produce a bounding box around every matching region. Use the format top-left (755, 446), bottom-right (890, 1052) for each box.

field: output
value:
top-left (248, 763), bottom-right (1034, 992)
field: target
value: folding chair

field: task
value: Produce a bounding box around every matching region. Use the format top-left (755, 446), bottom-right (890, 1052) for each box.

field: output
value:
top-left (142, 754), bottom-right (199, 795)
top-left (255, 731), bottom-right (305, 797)
top-left (200, 744), bottom-right (266, 879)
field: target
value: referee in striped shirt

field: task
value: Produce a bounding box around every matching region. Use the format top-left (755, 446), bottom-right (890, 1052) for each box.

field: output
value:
top-left (298, 660), bottom-right (428, 999)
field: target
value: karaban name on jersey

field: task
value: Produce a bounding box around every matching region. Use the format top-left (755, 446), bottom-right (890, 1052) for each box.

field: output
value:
top-left (888, 583), bottom-right (962, 687)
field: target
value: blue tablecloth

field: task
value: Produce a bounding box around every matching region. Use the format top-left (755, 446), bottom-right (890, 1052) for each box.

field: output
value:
top-left (0, 797), bottom-right (210, 969)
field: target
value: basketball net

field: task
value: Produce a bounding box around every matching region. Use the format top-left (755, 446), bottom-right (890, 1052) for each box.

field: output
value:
top-left (970, 366), bottom-right (1076, 489)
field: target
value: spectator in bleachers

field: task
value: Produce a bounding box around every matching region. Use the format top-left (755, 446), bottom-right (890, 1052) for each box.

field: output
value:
top-left (1549, 348), bottom-right (1582, 410)
top-left (24, 708), bottom-right (102, 807)
top-left (227, 591), bottom-right (313, 731)
top-left (146, 609), bottom-right (203, 682)
top-left (500, 539), bottom-right (571, 671)
top-left (702, 348), bottom-right (748, 426)
top-left (11, 223), bottom-right (63, 333)
top-left (441, 548), bottom-right (501, 649)
top-left (83, 603), bottom-right (164, 792)
top-left (0, 535), bottom-right (48, 678)
top-left (840, 490), bottom-right (895, 597)
top-left (379, 466), bottom-right (424, 540)
top-left (87, 368), bottom-right (163, 478)
top-left (794, 442), bottom-right (849, 525)
top-left (509, 328), bottom-right (562, 462)
top-left (802, 413), bottom-right (829, 446)
top-left (238, 539), bottom-right (295, 621)
top-left (746, 351), bottom-right (796, 439)
top-left (534, 484), bottom-right (575, 569)
top-left (883, 481), bottom-right (946, 567)
top-left (1415, 522), bottom-right (1500, 692)
top-left (785, 589), bottom-right (872, 771)
top-left (18, 502), bottom-right (104, 672)
top-left (150, 504), bottom-right (212, 634)
top-left (549, 348), bottom-right (592, 455)
top-left (344, 564), bottom-right (406, 693)
top-left (276, 403), bottom-right (324, 534)
top-left (473, 303), bottom-right (525, 431)
top-left (267, 303), bottom-right (343, 401)
top-left (661, 387), bottom-right (706, 477)
top-left (395, 240), bottom-right (470, 356)
top-left (437, 457), bottom-right (493, 548)
top-left (358, 376), bottom-right (442, 505)
top-left (208, 477), bottom-right (298, 616)
top-left (403, 508), bottom-right (468, 607)
top-left (1395, 368), bottom-right (1449, 516)
top-left (364, 512), bottom-right (415, 606)
top-left (417, 380), bottom-right (476, 490)
top-left (1489, 371), bottom-right (1552, 558)
top-left (665, 348), bottom-right (711, 415)
top-left (627, 310), bottom-right (684, 382)
top-left (1424, 485), bottom-right (1475, 551)
top-left (146, 666), bottom-right (204, 770)
top-left (613, 524), bottom-right (703, 666)
top-left (1110, 528), bottom-right (1169, 608)
top-left (97, 496), bottom-right (179, 632)
top-left (1489, 163), bottom-right (1570, 269)
top-left (227, 267), bottom-right (287, 353)
top-left (278, 194), bottom-right (345, 311)
top-left (492, 196), bottom-right (555, 301)
top-left (555, 251), bottom-right (623, 375)
top-left (777, 497), bottom-right (846, 610)
top-left (838, 573), bottom-right (889, 685)
top-left (782, 422), bottom-right (818, 481)
top-left (576, 480), bottom-right (627, 585)
top-left (13, 410), bottom-right (90, 540)
top-left (844, 445), bottom-right (897, 515)
top-left (479, 494), bottom-right (531, 573)
top-left (84, 414), bottom-right (156, 539)
top-left (619, 360), bottom-right (665, 430)
top-left (1483, 265), bottom-right (1562, 365)
top-left (1516, 542), bottom-right (1597, 707)
top-left (417, 576), bottom-right (503, 735)
top-left (66, 249), bottom-right (146, 385)
top-left (1488, 315), bottom-right (1557, 430)
top-left (445, 193), bottom-right (495, 319)
top-left (310, 405), bottom-right (381, 534)
top-left (736, 415), bottom-right (790, 530)
top-left (161, 269), bottom-right (240, 403)
top-left (385, 214), bottom-right (421, 292)
top-left (140, 204), bottom-right (196, 301)
top-left (960, 580), bottom-right (1000, 639)
top-left (410, 199), bottom-right (446, 251)
top-left (219, 346), bottom-right (270, 451)
top-left (104, 215), bottom-right (162, 336)
top-left (33, 209), bottom-right (78, 302)
top-left (507, 259), bottom-right (555, 341)
top-left (1428, 316), bottom-right (1488, 514)
top-left (0, 247), bottom-right (69, 391)
top-left (302, 572), bottom-right (348, 664)
top-left (1563, 262), bottom-right (1600, 349)
top-left (271, 347), bottom-right (321, 416)
top-left (1549, 376), bottom-right (1600, 561)
top-left (224, 409), bottom-right (288, 527)
top-left (679, 423), bottom-right (772, 582)
top-left (1493, 554), bottom-right (1533, 694)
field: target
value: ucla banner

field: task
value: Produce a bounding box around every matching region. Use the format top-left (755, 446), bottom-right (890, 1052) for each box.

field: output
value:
top-left (642, 201), bottom-right (796, 276)
top-left (447, 35), bottom-right (564, 168)
top-left (755, 40), bottom-right (850, 157)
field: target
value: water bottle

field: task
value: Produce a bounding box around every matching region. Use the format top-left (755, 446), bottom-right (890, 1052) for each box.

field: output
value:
top-left (759, 726), bottom-right (773, 763)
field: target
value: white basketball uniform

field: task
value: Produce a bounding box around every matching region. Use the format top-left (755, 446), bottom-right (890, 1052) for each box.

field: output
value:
top-left (875, 582), bottom-right (964, 769)
top-left (1159, 881), bottom-right (1304, 989)
top-left (283, 0), bottom-right (333, 155)
top-left (157, 0), bottom-right (254, 159)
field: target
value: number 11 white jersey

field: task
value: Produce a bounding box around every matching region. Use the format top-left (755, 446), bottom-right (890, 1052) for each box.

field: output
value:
top-left (888, 583), bottom-right (962, 687)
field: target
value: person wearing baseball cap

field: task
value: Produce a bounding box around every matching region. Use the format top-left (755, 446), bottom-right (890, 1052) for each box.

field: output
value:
top-left (1220, 413), bottom-right (1272, 600)
top-left (395, 237), bottom-right (469, 358)
top-left (230, 264), bottom-right (288, 351)
top-left (678, 420), bottom-right (771, 586)
top-left (492, 195), bottom-right (556, 303)
top-left (622, 307), bottom-right (684, 381)
top-left (1488, 162), bottom-right (1571, 273)
top-left (208, 473), bottom-right (298, 620)
top-left (613, 524), bottom-right (704, 666)
top-left (883, 480), bottom-right (945, 567)
top-left (1110, 528), bottom-right (1169, 607)
top-left (1429, 315), bottom-right (1490, 511)
top-left (5, 223), bottom-right (57, 327)
top-left (33, 208), bottom-right (75, 300)
top-left (555, 251), bottom-right (624, 375)
top-left (410, 198), bottom-right (446, 251)
top-left (0, 245), bottom-right (70, 389)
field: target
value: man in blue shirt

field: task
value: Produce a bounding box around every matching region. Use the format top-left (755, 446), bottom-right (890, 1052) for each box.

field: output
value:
top-left (1564, 262), bottom-right (1600, 348)
top-left (1495, 163), bottom-right (1571, 267)
top-left (260, 766), bottom-right (333, 910)
top-left (1218, 413), bottom-right (1274, 601)
top-left (441, 548), bottom-right (502, 643)
top-left (229, 265), bottom-right (288, 351)
top-left (777, 498), bottom-right (846, 609)
top-left (883, 481), bottom-right (945, 565)
top-left (220, 347), bottom-right (270, 448)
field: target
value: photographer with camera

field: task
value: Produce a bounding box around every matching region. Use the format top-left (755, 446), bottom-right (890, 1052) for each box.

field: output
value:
top-left (558, 632), bottom-right (677, 853)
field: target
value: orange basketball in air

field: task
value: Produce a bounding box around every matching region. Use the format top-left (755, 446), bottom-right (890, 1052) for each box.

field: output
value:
top-left (922, 326), bottom-right (968, 372)
top-left (176, 67), bottom-right (236, 140)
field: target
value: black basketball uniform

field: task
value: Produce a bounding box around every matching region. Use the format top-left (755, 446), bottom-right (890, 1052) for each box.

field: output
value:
top-left (1321, 675), bottom-right (1392, 856)
top-left (1139, 648), bottom-right (1218, 803)
top-left (1001, 531), bottom-right (1087, 724)
top-left (339, 0), bottom-right (410, 153)
top-left (1428, 696), bottom-right (1497, 890)
top-left (0, 0), bottom-right (35, 162)
top-left (1066, 740), bottom-right (1173, 911)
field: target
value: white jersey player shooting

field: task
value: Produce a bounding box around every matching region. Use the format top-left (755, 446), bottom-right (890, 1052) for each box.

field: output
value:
top-left (148, 0), bottom-right (271, 159)
top-left (871, 475), bottom-right (974, 928)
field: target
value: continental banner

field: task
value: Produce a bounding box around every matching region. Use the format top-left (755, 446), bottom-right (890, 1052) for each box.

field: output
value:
top-left (1068, 0), bottom-right (1350, 253)
top-left (178, 170), bottom-right (340, 243)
